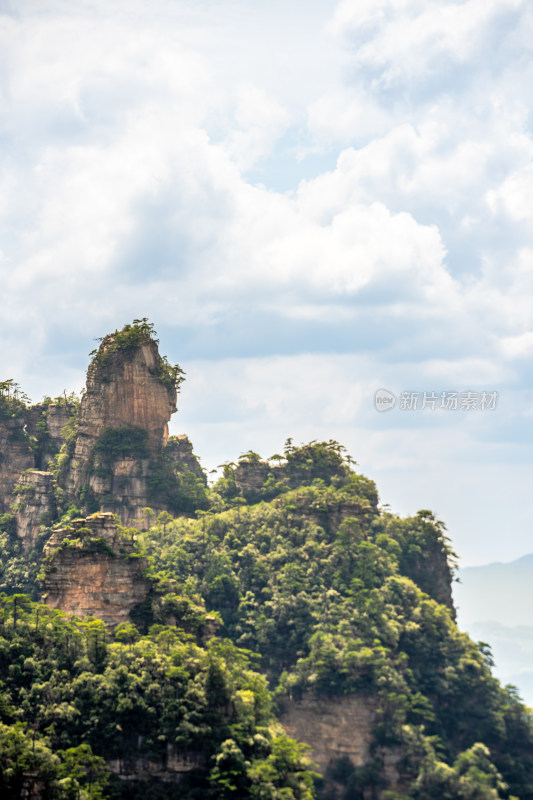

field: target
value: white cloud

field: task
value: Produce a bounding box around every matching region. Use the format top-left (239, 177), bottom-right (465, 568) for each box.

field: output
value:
top-left (329, 0), bottom-right (526, 84)
top-left (501, 332), bottom-right (533, 358)
top-left (487, 164), bottom-right (533, 222)
top-left (222, 86), bottom-right (290, 171)
top-left (307, 87), bottom-right (392, 145)
top-left (2, 0), bottom-right (533, 576)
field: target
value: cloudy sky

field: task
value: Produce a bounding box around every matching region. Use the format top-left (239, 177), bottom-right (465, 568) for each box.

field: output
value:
top-left (2, 0), bottom-right (533, 566)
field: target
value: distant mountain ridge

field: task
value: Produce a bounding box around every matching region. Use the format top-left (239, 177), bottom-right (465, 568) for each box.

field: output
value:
top-left (455, 554), bottom-right (533, 706)
top-left (456, 554), bottom-right (533, 627)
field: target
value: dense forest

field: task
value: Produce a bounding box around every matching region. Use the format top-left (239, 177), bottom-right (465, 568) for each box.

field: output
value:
top-left (0, 440), bottom-right (531, 798)
top-left (1, 323), bottom-right (532, 799)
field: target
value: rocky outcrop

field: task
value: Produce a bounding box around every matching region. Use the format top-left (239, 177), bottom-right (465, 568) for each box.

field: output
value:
top-left (12, 470), bottom-right (56, 549)
top-left (281, 694), bottom-right (376, 772)
top-left (42, 513), bottom-right (150, 627)
top-left (0, 324), bottom-right (204, 540)
top-left (24, 402), bottom-right (77, 470)
top-left (0, 398), bottom-right (75, 547)
top-left (0, 418), bottom-right (34, 513)
top-left (166, 435), bottom-right (206, 484)
top-left (107, 745), bottom-right (205, 783)
top-left (280, 693), bottom-right (404, 798)
top-left (234, 459), bottom-right (271, 496)
top-left (65, 332), bottom-right (179, 526)
top-left (70, 337), bottom-right (175, 465)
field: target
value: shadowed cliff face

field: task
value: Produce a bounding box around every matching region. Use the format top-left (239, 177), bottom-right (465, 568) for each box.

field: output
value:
top-left (0, 418), bottom-right (34, 514)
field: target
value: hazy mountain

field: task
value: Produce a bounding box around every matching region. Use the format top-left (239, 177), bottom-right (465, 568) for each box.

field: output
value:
top-left (455, 556), bottom-right (533, 706)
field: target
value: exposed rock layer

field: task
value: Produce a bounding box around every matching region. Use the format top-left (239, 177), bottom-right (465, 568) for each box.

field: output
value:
top-left (13, 470), bottom-right (56, 549)
top-left (281, 694), bottom-right (404, 798)
top-left (108, 746), bottom-right (205, 783)
top-left (281, 694), bottom-right (376, 772)
top-left (65, 338), bottom-right (186, 526)
top-left (25, 402), bottom-right (76, 469)
top-left (166, 434), bottom-right (207, 484)
top-left (0, 418), bottom-right (34, 513)
top-left (42, 513), bottom-right (150, 627)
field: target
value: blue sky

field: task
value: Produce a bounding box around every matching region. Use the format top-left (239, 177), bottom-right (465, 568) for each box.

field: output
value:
top-left (2, 0), bottom-right (533, 565)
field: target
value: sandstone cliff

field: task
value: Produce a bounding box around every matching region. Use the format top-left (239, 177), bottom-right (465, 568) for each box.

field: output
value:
top-left (0, 417), bottom-right (34, 514)
top-left (24, 401), bottom-right (77, 470)
top-left (42, 512), bottom-right (150, 627)
top-left (0, 322), bottom-right (206, 549)
top-left (0, 390), bottom-right (77, 550)
top-left (65, 328), bottom-right (178, 526)
top-left (166, 434), bottom-right (207, 485)
top-left (12, 470), bottom-right (56, 549)
top-left (280, 694), bottom-right (404, 796)
top-left (58, 323), bottom-right (207, 527)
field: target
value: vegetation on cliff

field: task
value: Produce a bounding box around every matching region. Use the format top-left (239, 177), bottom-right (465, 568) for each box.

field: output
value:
top-left (0, 594), bottom-right (316, 799)
top-left (0, 380), bottom-right (30, 422)
top-left (137, 443), bottom-right (533, 799)
top-left (1, 328), bottom-right (532, 798)
top-left (1, 438), bottom-right (533, 798)
top-left (88, 319), bottom-right (185, 397)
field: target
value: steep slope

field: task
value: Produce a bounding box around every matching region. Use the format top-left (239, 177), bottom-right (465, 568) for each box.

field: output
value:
top-left (0, 595), bottom-right (316, 799)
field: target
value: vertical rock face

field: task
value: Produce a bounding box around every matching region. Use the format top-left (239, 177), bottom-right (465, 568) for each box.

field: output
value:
top-left (0, 418), bottom-right (34, 513)
top-left (0, 322), bottom-right (203, 543)
top-left (12, 470), bottom-right (56, 549)
top-left (165, 435), bottom-right (207, 485)
top-left (65, 331), bottom-right (179, 525)
top-left (24, 402), bottom-right (77, 470)
top-left (75, 338), bottom-right (176, 456)
top-left (71, 335), bottom-right (176, 478)
top-left (42, 513), bottom-right (150, 627)
top-left (280, 694), bottom-right (404, 798)
top-left (281, 694), bottom-right (376, 772)
top-left (0, 397), bottom-right (74, 549)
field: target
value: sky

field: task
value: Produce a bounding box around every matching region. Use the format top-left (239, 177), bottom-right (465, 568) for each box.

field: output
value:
top-left (1, 0), bottom-right (533, 566)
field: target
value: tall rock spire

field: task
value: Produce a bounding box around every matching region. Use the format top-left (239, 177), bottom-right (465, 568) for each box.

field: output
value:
top-left (65, 321), bottom-right (182, 526)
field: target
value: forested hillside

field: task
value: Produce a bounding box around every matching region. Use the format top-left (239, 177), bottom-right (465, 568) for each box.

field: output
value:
top-left (1, 323), bottom-right (532, 799)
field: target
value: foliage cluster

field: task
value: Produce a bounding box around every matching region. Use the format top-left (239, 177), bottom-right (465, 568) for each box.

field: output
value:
top-left (0, 595), bottom-right (316, 799)
top-left (0, 514), bottom-right (47, 598)
top-left (139, 473), bottom-right (533, 800)
top-left (147, 456), bottom-right (209, 515)
top-left (92, 426), bottom-right (150, 463)
top-left (49, 409), bottom-right (79, 489)
top-left (0, 380), bottom-right (30, 422)
top-left (2, 433), bottom-right (533, 798)
top-left (213, 440), bottom-right (364, 507)
top-left (41, 392), bottom-right (81, 408)
top-left (29, 396), bottom-right (80, 471)
top-left (88, 319), bottom-right (185, 396)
